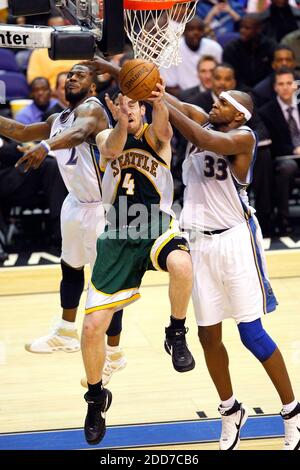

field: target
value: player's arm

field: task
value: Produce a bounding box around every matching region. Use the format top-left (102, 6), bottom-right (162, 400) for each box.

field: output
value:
top-left (147, 82), bottom-right (172, 143)
top-left (97, 94), bottom-right (128, 160)
top-left (0, 115), bottom-right (52, 143)
top-left (15, 103), bottom-right (107, 172)
top-left (168, 104), bottom-right (253, 155)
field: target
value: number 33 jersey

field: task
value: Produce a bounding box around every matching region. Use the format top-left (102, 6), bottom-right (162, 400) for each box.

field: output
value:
top-left (50, 97), bottom-right (111, 203)
top-left (180, 124), bottom-right (257, 231)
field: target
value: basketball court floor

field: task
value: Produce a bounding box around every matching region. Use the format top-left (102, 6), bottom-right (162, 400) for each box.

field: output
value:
top-left (0, 249), bottom-right (299, 450)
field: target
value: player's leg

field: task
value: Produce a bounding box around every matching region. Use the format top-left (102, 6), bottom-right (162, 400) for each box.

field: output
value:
top-left (25, 195), bottom-right (86, 353)
top-left (151, 229), bottom-right (195, 372)
top-left (85, 203), bottom-right (127, 385)
top-left (80, 309), bottom-right (127, 388)
top-left (81, 307), bottom-right (114, 445)
top-left (189, 229), bottom-right (248, 450)
top-left (230, 218), bottom-right (299, 450)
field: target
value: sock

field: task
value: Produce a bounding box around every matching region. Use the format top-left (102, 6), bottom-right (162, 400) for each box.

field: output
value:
top-left (282, 399), bottom-right (298, 414)
top-left (106, 345), bottom-right (121, 353)
top-left (221, 395), bottom-right (236, 409)
top-left (59, 319), bottom-right (76, 330)
top-left (169, 316), bottom-right (186, 329)
top-left (87, 381), bottom-right (103, 397)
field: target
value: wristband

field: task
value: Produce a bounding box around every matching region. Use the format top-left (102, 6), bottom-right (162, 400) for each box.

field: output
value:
top-left (40, 140), bottom-right (51, 154)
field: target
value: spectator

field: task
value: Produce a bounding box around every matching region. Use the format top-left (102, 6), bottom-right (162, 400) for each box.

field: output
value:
top-left (0, 139), bottom-right (67, 248)
top-left (43, 72), bottom-right (69, 119)
top-left (223, 13), bottom-right (276, 87)
top-left (160, 16), bottom-right (223, 96)
top-left (259, 67), bottom-right (300, 234)
top-left (178, 55), bottom-right (218, 102)
top-left (198, 0), bottom-right (244, 36)
top-left (281, 29), bottom-right (300, 72)
top-left (15, 78), bottom-right (57, 125)
top-left (260, 0), bottom-right (300, 43)
top-left (253, 45), bottom-right (297, 107)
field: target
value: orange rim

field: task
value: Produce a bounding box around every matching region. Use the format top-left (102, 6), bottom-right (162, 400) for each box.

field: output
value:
top-left (124, 0), bottom-right (189, 10)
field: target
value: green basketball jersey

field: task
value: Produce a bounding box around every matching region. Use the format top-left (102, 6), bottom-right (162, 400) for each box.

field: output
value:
top-left (102, 124), bottom-right (175, 227)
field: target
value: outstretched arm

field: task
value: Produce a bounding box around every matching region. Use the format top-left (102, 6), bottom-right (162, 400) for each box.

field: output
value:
top-left (16, 102), bottom-right (108, 172)
top-left (0, 115), bottom-right (52, 143)
top-left (97, 94), bottom-right (128, 160)
top-left (147, 82), bottom-right (172, 143)
top-left (167, 103), bottom-right (253, 156)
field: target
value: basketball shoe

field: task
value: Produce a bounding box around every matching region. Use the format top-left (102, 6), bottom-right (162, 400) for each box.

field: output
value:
top-left (281, 402), bottom-right (300, 450)
top-left (84, 388), bottom-right (112, 445)
top-left (80, 349), bottom-right (127, 388)
top-left (25, 327), bottom-right (80, 353)
top-left (218, 400), bottom-right (248, 450)
top-left (164, 326), bottom-right (195, 372)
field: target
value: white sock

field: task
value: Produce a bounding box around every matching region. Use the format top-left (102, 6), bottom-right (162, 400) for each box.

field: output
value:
top-left (221, 395), bottom-right (236, 410)
top-left (106, 345), bottom-right (121, 353)
top-left (59, 319), bottom-right (76, 331)
top-left (282, 399), bottom-right (298, 414)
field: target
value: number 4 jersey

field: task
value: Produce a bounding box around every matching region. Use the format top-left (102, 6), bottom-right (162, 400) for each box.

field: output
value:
top-left (180, 124), bottom-right (257, 231)
top-left (50, 97), bottom-right (111, 203)
top-left (101, 123), bottom-right (175, 225)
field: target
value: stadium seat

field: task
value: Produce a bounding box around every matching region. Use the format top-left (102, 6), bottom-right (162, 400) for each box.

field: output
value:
top-left (0, 49), bottom-right (20, 72)
top-left (0, 71), bottom-right (29, 100)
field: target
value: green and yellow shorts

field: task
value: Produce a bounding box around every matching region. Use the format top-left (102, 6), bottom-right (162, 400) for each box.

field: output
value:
top-left (85, 217), bottom-right (189, 314)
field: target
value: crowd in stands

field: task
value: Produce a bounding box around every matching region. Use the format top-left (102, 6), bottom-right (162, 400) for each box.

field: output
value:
top-left (1, 0), bottom-right (300, 262)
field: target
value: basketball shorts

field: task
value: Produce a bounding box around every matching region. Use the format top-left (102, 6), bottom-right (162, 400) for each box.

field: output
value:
top-left (189, 217), bottom-right (277, 326)
top-left (61, 194), bottom-right (105, 269)
top-left (85, 217), bottom-right (189, 314)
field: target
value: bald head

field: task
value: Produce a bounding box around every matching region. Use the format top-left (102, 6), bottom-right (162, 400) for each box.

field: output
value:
top-left (226, 90), bottom-right (254, 116)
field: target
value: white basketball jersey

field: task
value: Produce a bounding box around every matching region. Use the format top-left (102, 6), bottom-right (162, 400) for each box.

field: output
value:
top-left (50, 97), bottom-right (111, 203)
top-left (180, 125), bottom-right (257, 231)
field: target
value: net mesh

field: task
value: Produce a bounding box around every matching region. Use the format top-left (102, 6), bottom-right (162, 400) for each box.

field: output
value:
top-left (124, 1), bottom-right (198, 68)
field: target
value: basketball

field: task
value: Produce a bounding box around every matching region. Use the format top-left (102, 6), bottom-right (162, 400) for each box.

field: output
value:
top-left (119, 59), bottom-right (160, 101)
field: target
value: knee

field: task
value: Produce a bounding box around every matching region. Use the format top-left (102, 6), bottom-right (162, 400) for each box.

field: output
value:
top-left (167, 251), bottom-right (193, 282)
top-left (198, 326), bottom-right (222, 351)
top-left (238, 319), bottom-right (277, 362)
top-left (83, 314), bottom-right (108, 340)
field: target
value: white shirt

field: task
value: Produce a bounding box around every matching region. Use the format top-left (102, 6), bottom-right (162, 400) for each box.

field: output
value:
top-left (277, 95), bottom-right (300, 131)
top-left (160, 37), bottom-right (223, 90)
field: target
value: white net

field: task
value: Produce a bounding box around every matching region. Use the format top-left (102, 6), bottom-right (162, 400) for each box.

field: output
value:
top-left (124, 1), bottom-right (198, 68)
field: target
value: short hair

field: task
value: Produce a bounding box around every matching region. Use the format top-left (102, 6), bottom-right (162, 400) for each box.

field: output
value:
top-left (273, 45), bottom-right (295, 60)
top-left (213, 63), bottom-right (236, 77)
top-left (197, 55), bottom-right (218, 69)
top-left (275, 66), bottom-right (297, 80)
top-left (30, 77), bottom-right (50, 90)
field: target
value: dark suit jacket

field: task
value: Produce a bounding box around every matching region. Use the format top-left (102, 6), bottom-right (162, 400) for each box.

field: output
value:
top-left (178, 86), bottom-right (202, 104)
top-left (183, 90), bottom-right (214, 113)
top-left (259, 99), bottom-right (300, 157)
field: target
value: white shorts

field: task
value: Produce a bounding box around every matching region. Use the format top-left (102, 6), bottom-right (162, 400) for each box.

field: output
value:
top-left (189, 218), bottom-right (277, 327)
top-left (61, 194), bottom-right (105, 269)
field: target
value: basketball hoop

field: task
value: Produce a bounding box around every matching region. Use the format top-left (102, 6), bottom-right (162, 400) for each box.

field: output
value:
top-left (124, 0), bottom-right (198, 68)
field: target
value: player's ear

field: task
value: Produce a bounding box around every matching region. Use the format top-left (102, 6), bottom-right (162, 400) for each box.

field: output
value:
top-left (90, 82), bottom-right (97, 94)
top-left (140, 104), bottom-right (146, 117)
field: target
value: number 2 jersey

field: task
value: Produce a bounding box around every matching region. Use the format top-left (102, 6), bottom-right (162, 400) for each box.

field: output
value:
top-left (50, 97), bottom-right (111, 203)
top-left (180, 124), bottom-right (257, 231)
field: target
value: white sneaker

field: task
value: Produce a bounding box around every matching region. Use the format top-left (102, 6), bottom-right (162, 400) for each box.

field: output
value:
top-left (25, 327), bottom-right (80, 353)
top-left (281, 403), bottom-right (300, 450)
top-left (218, 400), bottom-right (248, 450)
top-left (81, 349), bottom-right (127, 388)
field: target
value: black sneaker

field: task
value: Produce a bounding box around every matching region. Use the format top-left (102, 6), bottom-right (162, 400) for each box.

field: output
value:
top-left (84, 388), bottom-right (112, 445)
top-left (164, 326), bottom-right (195, 372)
